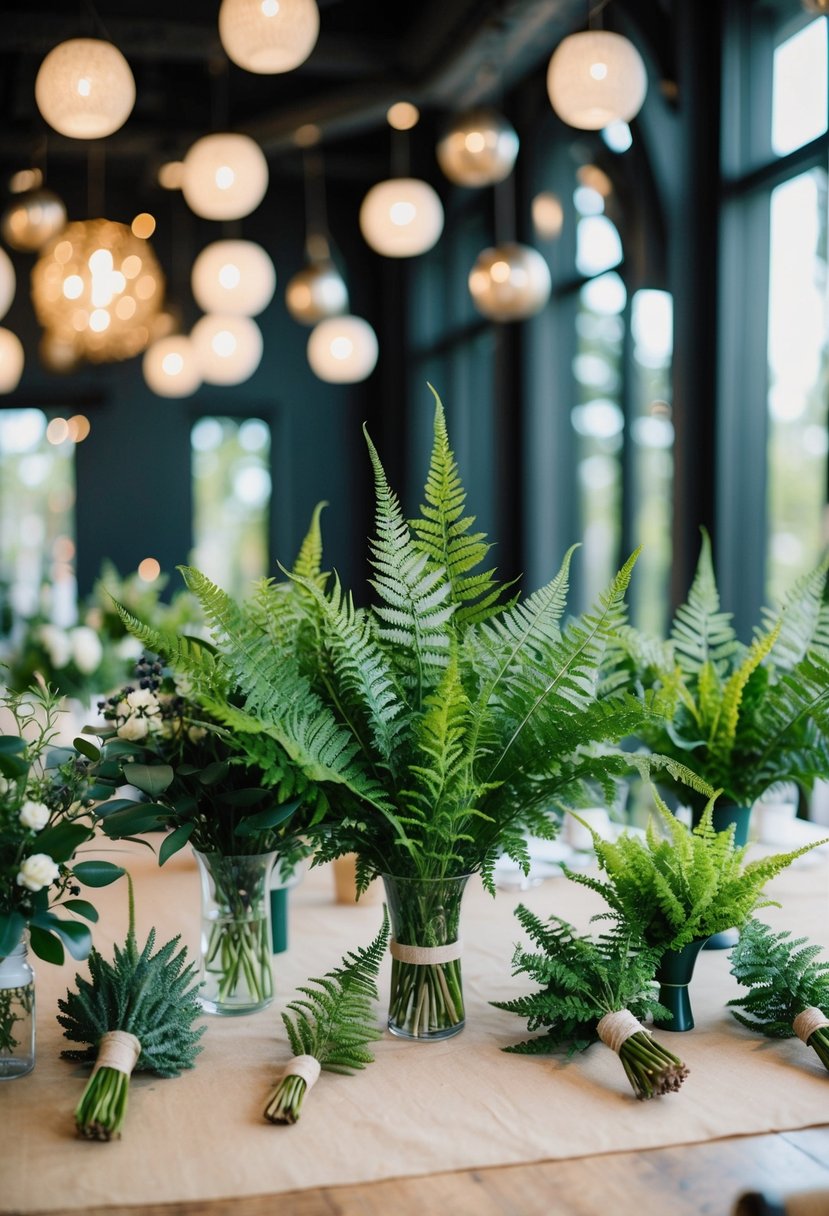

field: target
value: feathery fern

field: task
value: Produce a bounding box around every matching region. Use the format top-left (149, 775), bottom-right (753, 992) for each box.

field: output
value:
top-left (728, 918), bottom-right (829, 1071)
top-left (494, 908), bottom-right (688, 1099)
top-left (58, 878), bottom-right (204, 1139)
top-left (264, 909), bottom-right (389, 1123)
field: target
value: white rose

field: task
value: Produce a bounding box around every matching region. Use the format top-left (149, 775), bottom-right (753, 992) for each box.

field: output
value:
top-left (125, 688), bottom-right (160, 715)
top-left (38, 623), bottom-right (72, 669)
top-left (117, 715), bottom-right (149, 741)
top-left (70, 626), bottom-right (104, 675)
top-left (16, 853), bottom-right (60, 892)
top-left (19, 800), bottom-right (50, 831)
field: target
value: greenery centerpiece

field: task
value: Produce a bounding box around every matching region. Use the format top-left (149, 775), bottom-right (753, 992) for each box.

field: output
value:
top-left (0, 681), bottom-right (124, 1077)
top-left (565, 790), bottom-right (827, 1030)
top-left (87, 657), bottom-right (309, 1015)
top-left (108, 388), bottom-right (707, 1040)
top-left (264, 909), bottom-right (388, 1124)
top-left (618, 530), bottom-right (829, 840)
top-left (728, 919), bottom-right (829, 1072)
top-left (494, 908), bottom-right (689, 1100)
top-left (58, 878), bottom-right (204, 1139)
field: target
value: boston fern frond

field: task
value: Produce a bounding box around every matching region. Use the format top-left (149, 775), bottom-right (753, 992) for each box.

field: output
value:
top-left (264, 909), bottom-right (389, 1123)
top-left (494, 909), bottom-right (688, 1100)
top-left (728, 919), bottom-right (829, 1071)
top-left (58, 879), bottom-right (204, 1139)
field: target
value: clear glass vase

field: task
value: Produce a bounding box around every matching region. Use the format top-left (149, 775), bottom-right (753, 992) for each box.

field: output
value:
top-left (0, 938), bottom-right (35, 1079)
top-left (382, 873), bottom-right (470, 1041)
top-left (194, 850), bottom-right (277, 1016)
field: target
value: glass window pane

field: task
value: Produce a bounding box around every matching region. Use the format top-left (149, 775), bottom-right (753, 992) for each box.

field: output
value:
top-left (766, 167), bottom-right (829, 602)
top-left (630, 290), bottom-right (674, 635)
top-left (572, 273), bottom-right (626, 608)
top-left (191, 417), bottom-right (271, 598)
top-left (0, 409), bottom-right (76, 624)
top-left (771, 17), bottom-right (828, 157)
top-left (576, 216), bottom-right (623, 278)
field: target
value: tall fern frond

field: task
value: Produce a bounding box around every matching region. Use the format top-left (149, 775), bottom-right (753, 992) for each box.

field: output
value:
top-left (291, 500), bottom-right (330, 588)
top-left (759, 556), bottom-right (829, 670)
top-left (671, 529), bottom-right (739, 676)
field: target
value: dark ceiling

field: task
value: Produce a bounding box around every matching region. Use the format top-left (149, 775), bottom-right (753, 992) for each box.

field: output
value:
top-left (1, 0), bottom-right (590, 187)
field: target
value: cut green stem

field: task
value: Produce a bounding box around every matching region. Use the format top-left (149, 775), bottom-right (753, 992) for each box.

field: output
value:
top-left (263, 1074), bottom-right (308, 1124)
top-left (617, 1031), bottom-right (689, 1100)
top-left (74, 1066), bottom-right (131, 1141)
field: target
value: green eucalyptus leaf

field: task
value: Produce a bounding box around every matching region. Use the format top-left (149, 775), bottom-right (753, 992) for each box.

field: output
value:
top-left (72, 860), bottom-right (126, 887)
top-left (72, 736), bottom-right (101, 762)
top-left (0, 736), bottom-right (26, 755)
top-left (234, 800), bottom-right (300, 836)
top-left (30, 912), bottom-right (92, 960)
top-left (159, 822), bottom-right (195, 866)
top-left (100, 804), bottom-right (169, 836)
top-left (59, 899), bottom-right (99, 923)
top-left (0, 752), bottom-right (28, 779)
top-left (0, 911), bottom-right (26, 957)
top-left (122, 763), bottom-right (175, 796)
top-left (217, 787), bottom-right (271, 808)
top-left (197, 760), bottom-right (230, 786)
top-left (28, 924), bottom-right (64, 965)
top-left (34, 821), bottom-right (94, 863)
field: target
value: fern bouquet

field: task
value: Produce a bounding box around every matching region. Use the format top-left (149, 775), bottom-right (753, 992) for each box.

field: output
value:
top-left (566, 789), bottom-right (827, 1029)
top-left (58, 879), bottom-right (204, 1140)
top-left (110, 388), bottom-right (693, 1039)
top-left (618, 530), bottom-right (829, 831)
top-left (728, 919), bottom-right (829, 1072)
top-left (494, 908), bottom-right (688, 1099)
top-left (264, 909), bottom-right (388, 1123)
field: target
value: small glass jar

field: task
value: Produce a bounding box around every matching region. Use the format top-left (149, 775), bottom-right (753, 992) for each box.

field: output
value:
top-left (0, 938), bottom-right (35, 1080)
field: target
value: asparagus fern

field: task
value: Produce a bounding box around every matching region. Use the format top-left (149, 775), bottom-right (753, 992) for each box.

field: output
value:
top-left (728, 918), bottom-right (829, 1071)
top-left (264, 909), bottom-right (389, 1123)
top-left (494, 907), bottom-right (688, 1099)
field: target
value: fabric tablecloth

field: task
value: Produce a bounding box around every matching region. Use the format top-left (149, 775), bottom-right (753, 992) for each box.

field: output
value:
top-left (4, 836), bottom-right (829, 1213)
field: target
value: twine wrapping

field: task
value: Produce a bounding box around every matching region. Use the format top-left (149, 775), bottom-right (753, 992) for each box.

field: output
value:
top-left (597, 1009), bottom-right (648, 1054)
top-left (792, 1007), bottom-right (829, 1045)
top-left (389, 938), bottom-right (463, 965)
top-left (93, 1030), bottom-right (141, 1078)
top-left (282, 1054), bottom-right (321, 1090)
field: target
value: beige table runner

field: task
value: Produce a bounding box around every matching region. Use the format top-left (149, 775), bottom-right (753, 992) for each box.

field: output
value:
top-left (4, 839), bottom-right (829, 1213)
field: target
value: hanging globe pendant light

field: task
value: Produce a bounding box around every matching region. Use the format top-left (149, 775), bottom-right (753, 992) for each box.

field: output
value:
top-left (35, 39), bottom-right (135, 139)
top-left (143, 334), bottom-right (202, 398)
top-left (307, 315), bottom-right (377, 383)
top-left (182, 134), bottom-right (269, 221)
top-left (0, 329), bottom-right (24, 392)
top-left (191, 240), bottom-right (276, 316)
top-left (436, 108), bottom-right (519, 187)
top-left (359, 178), bottom-right (444, 258)
top-left (0, 247), bottom-right (16, 322)
top-left (1, 189), bottom-right (67, 252)
top-left (218, 0), bottom-right (320, 74)
top-left (468, 242), bottom-right (551, 322)
top-left (547, 30), bottom-right (647, 130)
top-left (191, 314), bottom-right (263, 385)
top-left (285, 260), bottom-right (348, 325)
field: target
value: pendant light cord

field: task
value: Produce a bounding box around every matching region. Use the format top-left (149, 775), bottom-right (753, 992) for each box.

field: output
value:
top-left (303, 148), bottom-right (330, 261)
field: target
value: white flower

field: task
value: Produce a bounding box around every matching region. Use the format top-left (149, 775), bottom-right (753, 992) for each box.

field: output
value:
top-left (17, 853), bottom-right (60, 892)
top-left (70, 626), bottom-right (104, 675)
top-left (115, 636), bottom-right (143, 661)
top-left (38, 623), bottom-right (72, 669)
top-left (117, 715), bottom-right (150, 742)
top-left (124, 688), bottom-right (160, 715)
top-left (19, 800), bottom-right (50, 831)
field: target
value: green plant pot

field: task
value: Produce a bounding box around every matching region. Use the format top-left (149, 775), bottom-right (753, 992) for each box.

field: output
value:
top-left (270, 887), bottom-right (288, 954)
top-left (691, 804), bottom-right (751, 950)
top-left (654, 937), bottom-right (710, 1032)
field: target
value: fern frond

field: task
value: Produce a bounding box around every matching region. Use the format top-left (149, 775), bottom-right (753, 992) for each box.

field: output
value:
top-left (670, 529), bottom-right (739, 676)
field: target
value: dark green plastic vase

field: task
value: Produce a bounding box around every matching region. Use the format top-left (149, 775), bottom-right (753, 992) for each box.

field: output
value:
top-left (654, 937), bottom-right (710, 1032)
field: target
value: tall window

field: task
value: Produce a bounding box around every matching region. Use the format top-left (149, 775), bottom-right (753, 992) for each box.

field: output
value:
top-left (190, 417), bottom-right (271, 599)
top-left (0, 409), bottom-right (77, 624)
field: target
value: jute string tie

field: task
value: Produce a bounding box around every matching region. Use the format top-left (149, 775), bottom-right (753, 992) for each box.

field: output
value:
top-left (282, 1054), bottom-right (321, 1089)
top-left (389, 938), bottom-right (463, 965)
top-left (597, 1009), bottom-right (648, 1054)
top-left (792, 1007), bottom-right (829, 1045)
top-left (93, 1030), bottom-right (141, 1077)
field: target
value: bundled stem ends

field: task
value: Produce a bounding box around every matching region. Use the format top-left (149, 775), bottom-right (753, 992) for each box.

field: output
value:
top-left (597, 1013), bottom-right (689, 1100)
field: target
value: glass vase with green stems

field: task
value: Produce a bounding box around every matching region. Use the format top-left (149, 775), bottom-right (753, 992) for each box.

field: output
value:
top-left (194, 849), bottom-right (276, 1014)
top-left (104, 387), bottom-right (713, 1038)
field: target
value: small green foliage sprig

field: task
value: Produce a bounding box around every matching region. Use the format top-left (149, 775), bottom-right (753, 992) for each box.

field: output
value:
top-left (493, 907), bottom-right (688, 1100)
top-left (564, 789), bottom-right (827, 951)
top-left (264, 909), bottom-right (389, 1124)
top-left (58, 878), bottom-right (204, 1140)
top-left (728, 919), bottom-right (829, 1071)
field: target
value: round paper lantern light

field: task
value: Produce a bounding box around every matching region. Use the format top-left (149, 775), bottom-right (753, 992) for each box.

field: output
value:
top-left (182, 134), bottom-right (269, 221)
top-left (32, 218), bottom-right (164, 363)
top-left (468, 242), bottom-right (551, 322)
top-left (436, 109), bottom-right (519, 187)
top-left (0, 247), bottom-right (16, 321)
top-left (359, 179), bottom-right (444, 258)
top-left (307, 315), bottom-right (377, 383)
top-left (35, 39), bottom-right (135, 139)
top-left (0, 329), bottom-right (24, 393)
top-left (191, 240), bottom-right (275, 317)
top-left (191, 314), bottom-right (263, 385)
top-left (143, 334), bottom-right (201, 398)
top-left (547, 31), bottom-right (647, 130)
top-left (219, 0), bottom-right (320, 73)
top-left (1, 189), bottom-right (67, 252)
top-left (285, 260), bottom-right (348, 325)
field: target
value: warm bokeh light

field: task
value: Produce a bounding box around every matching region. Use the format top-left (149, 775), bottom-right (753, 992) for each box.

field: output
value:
top-left (131, 212), bottom-right (156, 239)
top-left (137, 557), bottom-right (161, 582)
top-left (46, 417), bottom-right (70, 445)
top-left (158, 161), bottom-right (184, 190)
top-left (66, 414), bottom-right (91, 442)
top-left (387, 101), bottom-right (420, 131)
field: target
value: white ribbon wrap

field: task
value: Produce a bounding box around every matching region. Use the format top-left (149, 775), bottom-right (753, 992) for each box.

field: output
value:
top-left (597, 1010), bottom-right (648, 1055)
top-left (282, 1054), bottom-right (321, 1089)
top-left (389, 938), bottom-right (463, 965)
top-left (792, 1006), bottom-right (829, 1045)
top-left (93, 1030), bottom-right (141, 1077)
